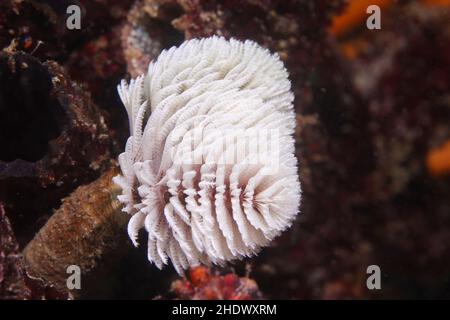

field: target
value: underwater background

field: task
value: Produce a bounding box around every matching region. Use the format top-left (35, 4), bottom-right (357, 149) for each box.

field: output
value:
top-left (0, 0), bottom-right (449, 299)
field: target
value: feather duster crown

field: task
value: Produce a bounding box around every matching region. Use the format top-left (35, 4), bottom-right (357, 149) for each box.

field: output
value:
top-left (113, 36), bottom-right (301, 274)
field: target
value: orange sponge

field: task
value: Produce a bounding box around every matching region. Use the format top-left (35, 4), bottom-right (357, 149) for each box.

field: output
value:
top-left (427, 140), bottom-right (450, 176)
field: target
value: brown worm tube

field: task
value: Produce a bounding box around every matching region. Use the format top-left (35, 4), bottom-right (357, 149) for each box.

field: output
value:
top-left (23, 165), bottom-right (128, 295)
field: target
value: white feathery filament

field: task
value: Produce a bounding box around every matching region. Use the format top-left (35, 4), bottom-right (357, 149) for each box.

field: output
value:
top-left (113, 36), bottom-right (301, 274)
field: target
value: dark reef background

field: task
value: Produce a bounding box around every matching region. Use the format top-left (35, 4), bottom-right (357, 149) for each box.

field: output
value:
top-left (0, 0), bottom-right (449, 299)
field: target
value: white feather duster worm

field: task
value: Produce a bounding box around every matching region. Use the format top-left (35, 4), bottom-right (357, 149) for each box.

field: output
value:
top-left (113, 36), bottom-right (301, 274)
